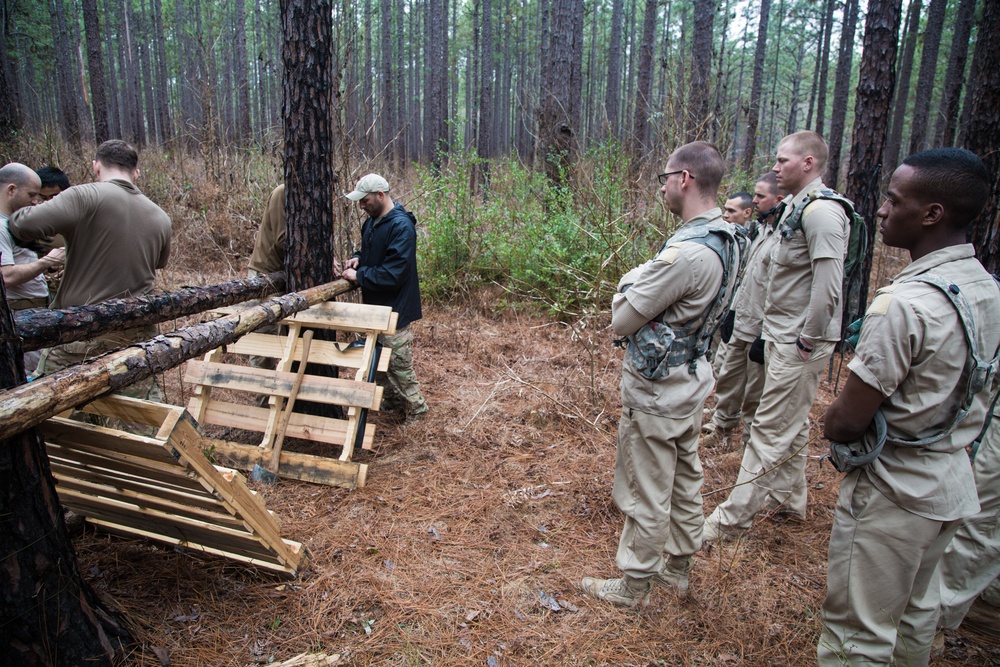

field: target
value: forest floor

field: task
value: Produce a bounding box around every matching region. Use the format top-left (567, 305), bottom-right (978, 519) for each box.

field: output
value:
top-left (70, 277), bottom-right (1000, 667)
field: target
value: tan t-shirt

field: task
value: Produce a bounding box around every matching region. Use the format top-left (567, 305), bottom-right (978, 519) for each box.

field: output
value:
top-left (613, 209), bottom-right (729, 418)
top-left (9, 179), bottom-right (171, 308)
top-left (763, 178), bottom-right (847, 343)
top-left (248, 185), bottom-right (286, 274)
top-left (849, 244), bottom-right (1000, 520)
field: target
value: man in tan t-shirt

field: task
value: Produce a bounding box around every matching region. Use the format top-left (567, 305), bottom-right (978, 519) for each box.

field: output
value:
top-left (10, 140), bottom-right (171, 399)
top-left (705, 130), bottom-right (848, 542)
top-left (819, 147), bottom-right (1000, 665)
top-left (580, 142), bottom-right (741, 608)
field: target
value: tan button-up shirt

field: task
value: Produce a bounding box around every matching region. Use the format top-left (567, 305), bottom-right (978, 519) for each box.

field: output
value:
top-left (763, 178), bottom-right (848, 343)
top-left (612, 208), bottom-right (729, 418)
top-left (850, 244), bottom-right (1000, 520)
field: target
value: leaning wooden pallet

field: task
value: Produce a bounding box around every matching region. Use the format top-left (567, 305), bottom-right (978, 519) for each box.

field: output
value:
top-left (41, 395), bottom-right (305, 578)
top-left (186, 300), bottom-right (396, 489)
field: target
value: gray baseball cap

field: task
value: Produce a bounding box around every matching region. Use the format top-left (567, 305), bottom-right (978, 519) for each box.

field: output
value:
top-left (345, 173), bottom-right (390, 200)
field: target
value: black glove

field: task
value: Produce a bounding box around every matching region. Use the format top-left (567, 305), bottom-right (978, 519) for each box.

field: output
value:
top-left (720, 309), bottom-right (736, 343)
top-left (748, 336), bottom-right (765, 364)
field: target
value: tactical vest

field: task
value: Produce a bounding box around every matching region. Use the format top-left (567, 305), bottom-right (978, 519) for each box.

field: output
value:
top-left (826, 272), bottom-right (1000, 473)
top-left (625, 219), bottom-right (748, 378)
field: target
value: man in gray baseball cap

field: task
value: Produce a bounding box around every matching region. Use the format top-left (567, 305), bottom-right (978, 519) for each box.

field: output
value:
top-left (338, 173), bottom-right (429, 423)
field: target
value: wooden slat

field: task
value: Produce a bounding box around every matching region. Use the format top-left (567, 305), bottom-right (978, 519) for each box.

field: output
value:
top-left (204, 439), bottom-right (368, 489)
top-left (48, 457), bottom-right (223, 512)
top-left (226, 333), bottom-right (391, 372)
top-left (199, 400), bottom-right (375, 450)
top-left (87, 520), bottom-right (302, 576)
top-left (184, 360), bottom-right (381, 409)
top-left (43, 396), bottom-right (305, 576)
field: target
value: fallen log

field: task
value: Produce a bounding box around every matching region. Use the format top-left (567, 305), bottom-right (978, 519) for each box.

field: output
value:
top-left (0, 279), bottom-right (354, 441)
top-left (13, 271), bottom-right (286, 351)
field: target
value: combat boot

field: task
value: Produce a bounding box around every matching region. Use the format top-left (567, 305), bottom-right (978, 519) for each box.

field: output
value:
top-left (700, 422), bottom-right (734, 449)
top-left (652, 555), bottom-right (693, 597)
top-left (579, 574), bottom-right (650, 608)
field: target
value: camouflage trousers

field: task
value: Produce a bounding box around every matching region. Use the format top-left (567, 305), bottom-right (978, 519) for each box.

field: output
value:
top-left (377, 326), bottom-right (428, 417)
top-left (35, 324), bottom-right (164, 402)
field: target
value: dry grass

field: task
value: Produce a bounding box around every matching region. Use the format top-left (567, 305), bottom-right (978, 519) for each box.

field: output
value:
top-left (74, 283), bottom-right (1000, 666)
top-left (10, 137), bottom-right (993, 664)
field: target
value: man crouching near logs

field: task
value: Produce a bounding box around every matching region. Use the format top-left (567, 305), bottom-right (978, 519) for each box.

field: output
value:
top-left (818, 148), bottom-right (1000, 665)
top-left (580, 141), bottom-right (744, 607)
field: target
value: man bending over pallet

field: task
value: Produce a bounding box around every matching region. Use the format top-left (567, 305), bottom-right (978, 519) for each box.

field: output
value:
top-left (339, 174), bottom-right (429, 423)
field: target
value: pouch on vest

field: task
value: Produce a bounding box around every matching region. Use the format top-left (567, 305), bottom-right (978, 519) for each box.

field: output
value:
top-left (627, 321), bottom-right (679, 380)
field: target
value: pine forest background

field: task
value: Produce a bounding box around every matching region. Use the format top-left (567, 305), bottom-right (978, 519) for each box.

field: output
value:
top-left (1, 0), bottom-right (998, 310)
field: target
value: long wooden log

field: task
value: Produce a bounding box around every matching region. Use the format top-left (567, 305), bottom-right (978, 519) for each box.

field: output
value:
top-left (13, 271), bottom-right (286, 351)
top-left (0, 279), bottom-right (354, 441)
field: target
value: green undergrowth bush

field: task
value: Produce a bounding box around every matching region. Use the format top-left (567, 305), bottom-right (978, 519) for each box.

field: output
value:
top-left (415, 141), bottom-right (666, 319)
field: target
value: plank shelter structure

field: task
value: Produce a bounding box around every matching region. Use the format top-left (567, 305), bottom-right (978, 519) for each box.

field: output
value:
top-left (186, 300), bottom-right (395, 489)
top-left (41, 395), bottom-right (305, 577)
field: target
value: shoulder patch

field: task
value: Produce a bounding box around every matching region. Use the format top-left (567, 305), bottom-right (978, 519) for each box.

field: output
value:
top-left (656, 245), bottom-right (681, 264)
top-left (868, 291), bottom-right (894, 316)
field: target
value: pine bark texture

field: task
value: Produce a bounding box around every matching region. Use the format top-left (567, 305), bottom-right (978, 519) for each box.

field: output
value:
top-left (537, 0), bottom-right (577, 182)
top-left (687, 0), bottom-right (716, 141)
top-left (933, 0), bottom-right (976, 147)
top-left (907, 0), bottom-right (947, 154)
top-left (741, 0), bottom-right (770, 172)
top-left (814, 0), bottom-right (836, 134)
top-left (884, 0), bottom-right (922, 171)
top-left (605, 0), bottom-right (624, 137)
top-left (631, 0), bottom-right (657, 154)
top-left (281, 0), bottom-right (335, 293)
top-left (962, 0), bottom-right (1000, 273)
top-left (81, 0), bottom-right (109, 144)
top-left (0, 280), bottom-right (130, 666)
top-left (827, 0), bottom-right (859, 189)
top-left (845, 0), bottom-right (903, 329)
top-left (15, 272), bottom-right (285, 352)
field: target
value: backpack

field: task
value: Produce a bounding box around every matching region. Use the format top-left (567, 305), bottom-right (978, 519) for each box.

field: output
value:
top-left (622, 219), bottom-right (749, 378)
top-left (779, 188), bottom-right (869, 338)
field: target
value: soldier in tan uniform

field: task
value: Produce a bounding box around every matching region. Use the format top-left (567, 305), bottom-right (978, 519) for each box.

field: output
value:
top-left (935, 405), bottom-right (1000, 644)
top-left (705, 131), bottom-right (847, 541)
top-left (702, 173), bottom-right (786, 450)
top-left (819, 148), bottom-right (1000, 665)
top-left (580, 142), bottom-right (742, 607)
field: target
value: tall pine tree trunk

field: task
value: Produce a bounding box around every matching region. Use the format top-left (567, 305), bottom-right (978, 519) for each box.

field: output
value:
top-left (687, 0), bottom-right (715, 141)
top-left (741, 0), bottom-right (770, 173)
top-left (813, 0), bottom-right (836, 135)
top-left (826, 0), bottom-right (859, 189)
top-left (82, 0), bottom-right (109, 144)
top-left (605, 0), bottom-right (624, 138)
top-left (0, 282), bottom-right (132, 664)
top-left (536, 0), bottom-right (577, 183)
top-left (845, 0), bottom-right (903, 329)
top-left (884, 0), bottom-right (922, 170)
top-left (631, 0), bottom-right (657, 155)
top-left (933, 0), bottom-right (976, 147)
top-left (907, 0), bottom-right (947, 154)
top-left (281, 0), bottom-right (336, 292)
top-left (962, 0), bottom-right (1000, 273)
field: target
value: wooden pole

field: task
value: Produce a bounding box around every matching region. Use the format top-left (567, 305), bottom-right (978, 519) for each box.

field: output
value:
top-left (0, 279), bottom-right (353, 441)
top-left (14, 271), bottom-right (286, 351)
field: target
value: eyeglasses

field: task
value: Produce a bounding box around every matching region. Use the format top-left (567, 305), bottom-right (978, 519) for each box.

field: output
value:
top-left (657, 170), bottom-right (695, 185)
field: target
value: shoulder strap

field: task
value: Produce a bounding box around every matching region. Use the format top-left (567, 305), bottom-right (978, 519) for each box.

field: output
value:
top-left (886, 272), bottom-right (1000, 447)
top-left (779, 188), bottom-right (854, 239)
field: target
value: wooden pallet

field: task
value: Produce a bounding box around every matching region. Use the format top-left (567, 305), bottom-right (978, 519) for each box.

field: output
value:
top-left (186, 300), bottom-right (396, 489)
top-left (41, 395), bottom-right (306, 578)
